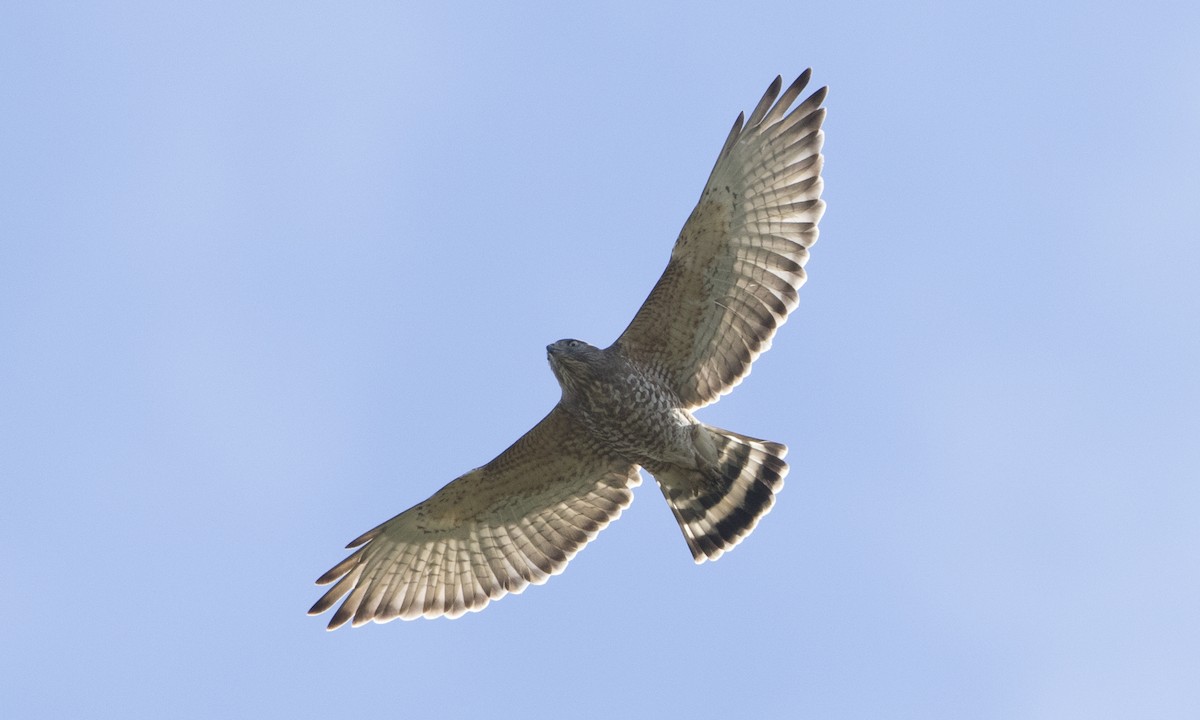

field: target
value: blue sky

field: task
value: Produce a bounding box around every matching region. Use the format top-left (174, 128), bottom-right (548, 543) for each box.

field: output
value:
top-left (2, 2), bottom-right (1197, 718)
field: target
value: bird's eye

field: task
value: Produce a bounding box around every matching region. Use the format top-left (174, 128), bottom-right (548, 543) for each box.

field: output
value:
top-left (568, 340), bottom-right (580, 348)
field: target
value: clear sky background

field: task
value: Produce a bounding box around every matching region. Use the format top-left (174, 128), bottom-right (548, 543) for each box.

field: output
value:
top-left (2, 2), bottom-right (1197, 718)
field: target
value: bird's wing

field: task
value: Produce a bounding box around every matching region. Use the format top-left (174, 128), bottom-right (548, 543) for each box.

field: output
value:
top-left (615, 72), bottom-right (827, 409)
top-left (309, 406), bottom-right (640, 628)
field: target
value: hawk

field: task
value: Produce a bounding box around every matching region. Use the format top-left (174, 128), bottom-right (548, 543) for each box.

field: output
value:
top-left (310, 72), bottom-right (827, 628)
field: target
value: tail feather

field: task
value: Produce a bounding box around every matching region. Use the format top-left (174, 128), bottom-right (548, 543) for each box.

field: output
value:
top-left (651, 425), bottom-right (788, 562)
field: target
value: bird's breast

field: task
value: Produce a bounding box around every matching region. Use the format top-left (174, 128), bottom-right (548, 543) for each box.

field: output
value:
top-left (563, 366), bottom-right (695, 465)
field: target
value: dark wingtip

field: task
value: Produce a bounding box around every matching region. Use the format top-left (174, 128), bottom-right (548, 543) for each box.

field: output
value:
top-left (308, 592), bottom-right (336, 616)
top-left (328, 603), bottom-right (355, 630)
top-left (786, 69), bottom-right (812, 99)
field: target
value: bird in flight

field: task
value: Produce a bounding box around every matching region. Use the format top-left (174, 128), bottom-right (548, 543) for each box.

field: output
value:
top-left (310, 71), bottom-right (827, 629)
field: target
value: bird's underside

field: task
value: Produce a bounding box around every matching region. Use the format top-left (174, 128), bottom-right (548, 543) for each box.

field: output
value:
top-left (310, 72), bottom-right (827, 629)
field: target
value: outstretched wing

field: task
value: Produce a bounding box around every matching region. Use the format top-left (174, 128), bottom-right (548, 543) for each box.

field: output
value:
top-left (615, 72), bottom-right (827, 409)
top-left (309, 407), bottom-right (640, 628)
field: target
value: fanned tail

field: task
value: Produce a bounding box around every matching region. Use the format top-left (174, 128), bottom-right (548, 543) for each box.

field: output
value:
top-left (650, 425), bottom-right (788, 562)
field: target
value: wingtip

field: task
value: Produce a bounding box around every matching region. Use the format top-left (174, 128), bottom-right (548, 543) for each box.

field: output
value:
top-left (345, 528), bottom-right (380, 549)
top-left (720, 111), bottom-right (745, 152)
top-left (307, 591), bottom-right (337, 615)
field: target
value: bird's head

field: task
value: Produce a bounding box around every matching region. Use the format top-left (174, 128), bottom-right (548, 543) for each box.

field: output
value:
top-left (546, 338), bottom-right (602, 392)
